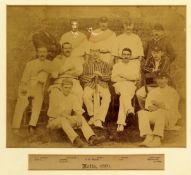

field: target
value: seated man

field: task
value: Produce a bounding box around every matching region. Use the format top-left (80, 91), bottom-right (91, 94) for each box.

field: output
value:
top-left (81, 48), bottom-right (111, 128)
top-left (49, 42), bottom-right (84, 106)
top-left (138, 73), bottom-right (181, 147)
top-left (136, 46), bottom-right (170, 109)
top-left (12, 46), bottom-right (51, 136)
top-left (111, 48), bottom-right (141, 132)
top-left (47, 79), bottom-right (105, 147)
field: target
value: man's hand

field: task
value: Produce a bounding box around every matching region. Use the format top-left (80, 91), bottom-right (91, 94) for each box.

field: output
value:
top-left (52, 72), bottom-right (59, 78)
top-left (151, 100), bottom-right (166, 109)
top-left (148, 105), bottom-right (158, 112)
top-left (19, 86), bottom-right (27, 96)
top-left (119, 73), bottom-right (128, 79)
top-left (100, 49), bottom-right (110, 53)
top-left (86, 74), bottom-right (95, 79)
top-left (94, 71), bottom-right (102, 77)
top-left (60, 64), bottom-right (75, 74)
top-left (76, 116), bottom-right (83, 127)
top-left (64, 69), bottom-right (75, 75)
top-left (37, 72), bottom-right (47, 84)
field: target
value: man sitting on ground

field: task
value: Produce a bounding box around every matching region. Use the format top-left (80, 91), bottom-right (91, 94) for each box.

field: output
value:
top-left (47, 79), bottom-right (105, 147)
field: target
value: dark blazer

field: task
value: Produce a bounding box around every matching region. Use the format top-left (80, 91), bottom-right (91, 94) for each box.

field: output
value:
top-left (144, 37), bottom-right (176, 63)
top-left (141, 55), bottom-right (170, 86)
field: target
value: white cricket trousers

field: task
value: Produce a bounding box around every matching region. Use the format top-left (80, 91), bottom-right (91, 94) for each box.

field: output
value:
top-left (12, 83), bottom-right (44, 129)
top-left (138, 109), bottom-right (167, 138)
top-left (83, 85), bottom-right (111, 122)
top-left (113, 81), bottom-right (137, 125)
top-left (47, 115), bottom-right (95, 143)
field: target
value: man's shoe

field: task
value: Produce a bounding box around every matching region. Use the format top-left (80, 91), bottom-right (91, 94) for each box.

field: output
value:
top-left (88, 135), bottom-right (105, 146)
top-left (12, 129), bottom-right (25, 138)
top-left (28, 125), bottom-right (36, 136)
top-left (117, 124), bottom-right (124, 132)
top-left (146, 136), bottom-right (161, 147)
top-left (40, 129), bottom-right (51, 143)
top-left (88, 117), bottom-right (95, 125)
top-left (139, 135), bottom-right (154, 146)
top-left (126, 112), bottom-right (135, 127)
top-left (73, 137), bottom-right (86, 148)
top-left (93, 120), bottom-right (103, 128)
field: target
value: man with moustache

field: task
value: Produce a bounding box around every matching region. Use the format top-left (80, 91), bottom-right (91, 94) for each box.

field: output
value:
top-left (60, 19), bottom-right (88, 58)
top-left (145, 24), bottom-right (176, 63)
top-left (48, 42), bottom-right (84, 107)
top-left (117, 19), bottom-right (144, 60)
top-left (88, 16), bottom-right (117, 65)
top-left (111, 48), bottom-right (141, 132)
top-left (12, 46), bottom-right (51, 136)
top-left (32, 19), bottom-right (61, 60)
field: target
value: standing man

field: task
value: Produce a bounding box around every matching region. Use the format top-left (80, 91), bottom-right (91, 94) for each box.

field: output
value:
top-left (32, 19), bottom-right (61, 60)
top-left (111, 48), bottom-right (141, 132)
top-left (60, 19), bottom-right (88, 58)
top-left (49, 42), bottom-right (84, 107)
top-left (47, 79), bottom-right (105, 147)
top-left (12, 46), bottom-right (51, 136)
top-left (117, 20), bottom-right (144, 60)
top-left (145, 23), bottom-right (176, 63)
top-left (88, 16), bottom-right (117, 65)
top-left (138, 73), bottom-right (181, 147)
top-left (81, 48), bottom-right (111, 128)
top-left (136, 46), bottom-right (170, 109)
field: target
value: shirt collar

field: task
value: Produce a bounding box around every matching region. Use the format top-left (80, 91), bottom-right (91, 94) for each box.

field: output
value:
top-left (71, 31), bottom-right (79, 37)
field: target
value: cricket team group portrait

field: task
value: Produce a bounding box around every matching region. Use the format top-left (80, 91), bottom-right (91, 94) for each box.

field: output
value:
top-left (6, 6), bottom-right (186, 148)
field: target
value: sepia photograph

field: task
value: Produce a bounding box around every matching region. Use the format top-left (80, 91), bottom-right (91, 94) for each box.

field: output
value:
top-left (6, 5), bottom-right (186, 148)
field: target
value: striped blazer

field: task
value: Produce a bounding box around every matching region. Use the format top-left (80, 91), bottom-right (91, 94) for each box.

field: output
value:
top-left (80, 59), bottom-right (111, 89)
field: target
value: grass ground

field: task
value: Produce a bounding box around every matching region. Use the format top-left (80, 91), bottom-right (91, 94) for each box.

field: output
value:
top-left (7, 116), bottom-right (185, 148)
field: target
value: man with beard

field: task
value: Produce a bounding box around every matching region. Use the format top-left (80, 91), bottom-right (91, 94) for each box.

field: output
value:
top-left (111, 48), bottom-right (141, 132)
top-left (12, 46), bottom-right (51, 136)
top-left (32, 19), bottom-right (61, 60)
top-left (48, 42), bottom-right (84, 107)
top-left (88, 16), bottom-right (117, 65)
top-left (145, 24), bottom-right (176, 63)
top-left (60, 19), bottom-right (88, 58)
top-left (117, 19), bottom-right (144, 60)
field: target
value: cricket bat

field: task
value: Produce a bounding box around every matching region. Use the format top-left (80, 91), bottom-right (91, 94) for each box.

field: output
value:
top-left (93, 76), bottom-right (100, 119)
